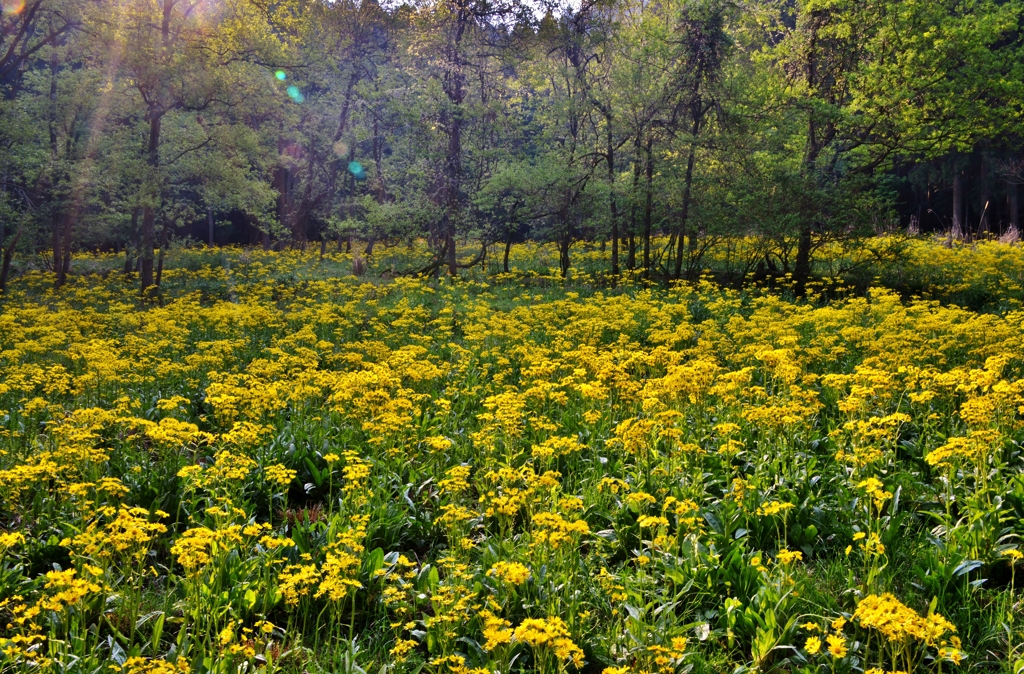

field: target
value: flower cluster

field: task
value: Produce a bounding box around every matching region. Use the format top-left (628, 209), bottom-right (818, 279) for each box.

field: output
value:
top-left (0, 244), bottom-right (1021, 672)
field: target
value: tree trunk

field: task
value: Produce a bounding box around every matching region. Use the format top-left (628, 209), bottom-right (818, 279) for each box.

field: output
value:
top-left (627, 138), bottom-right (641, 271)
top-left (674, 138), bottom-right (698, 280)
top-left (372, 114), bottom-right (386, 203)
top-left (1009, 183), bottom-right (1019, 235)
top-left (140, 206), bottom-right (156, 289)
top-left (51, 213), bottom-right (72, 287)
top-left (61, 213), bottom-right (72, 279)
top-left (262, 226), bottom-right (270, 251)
top-left (140, 112), bottom-right (162, 291)
top-left (274, 140), bottom-right (294, 246)
top-left (326, 70), bottom-right (360, 203)
top-left (674, 51), bottom-right (706, 280)
top-left (444, 116), bottom-right (461, 276)
top-left (155, 220), bottom-right (170, 287)
top-left (794, 225), bottom-right (812, 297)
top-left (123, 207), bottom-right (139, 274)
top-left (144, 0), bottom-right (173, 289)
top-left (443, 14), bottom-right (468, 277)
top-left (52, 212), bottom-right (64, 288)
top-left (48, 49), bottom-right (65, 290)
top-left (0, 225), bottom-right (23, 294)
top-left (952, 172), bottom-right (964, 239)
top-left (559, 229), bottom-right (571, 278)
top-left (979, 157), bottom-right (990, 236)
top-left (504, 231), bottom-right (513, 273)
top-left (642, 135), bottom-right (653, 276)
top-left (795, 12), bottom-right (824, 297)
top-left (208, 207), bottom-right (215, 247)
top-left (606, 116), bottom-right (619, 279)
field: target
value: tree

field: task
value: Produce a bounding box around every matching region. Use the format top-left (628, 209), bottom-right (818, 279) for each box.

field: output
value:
top-left (1, 0), bottom-right (1021, 291)
top-left (666, 0), bottom-right (729, 279)
top-left (754, 0), bottom-right (1023, 293)
top-left (97, 0), bottom-right (296, 289)
top-left (406, 0), bottom-right (528, 275)
top-left (0, 0), bottom-right (82, 88)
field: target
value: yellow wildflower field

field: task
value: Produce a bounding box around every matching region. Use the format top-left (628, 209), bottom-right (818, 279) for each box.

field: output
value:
top-left (0, 242), bottom-right (1023, 673)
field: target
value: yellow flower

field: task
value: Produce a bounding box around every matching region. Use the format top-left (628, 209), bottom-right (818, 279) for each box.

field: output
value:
top-left (826, 633), bottom-right (847, 658)
top-left (854, 593), bottom-right (956, 647)
top-left (390, 638), bottom-right (419, 661)
top-left (479, 610), bottom-right (513, 651)
top-left (1001, 548), bottom-right (1023, 562)
top-left (938, 646), bottom-right (964, 664)
top-left (512, 616), bottom-right (584, 667)
top-left (637, 515), bottom-right (670, 529)
top-left (755, 501), bottom-right (795, 517)
top-left (265, 463), bottom-right (296, 487)
top-left (859, 532), bottom-right (886, 556)
top-left (0, 532), bottom-right (26, 552)
top-left (804, 636), bottom-right (822, 655)
top-left (776, 548), bottom-right (803, 565)
top-left (218, 622), bottom-right (235, 645)
top-left (487, 561), bottom-right (531, 585)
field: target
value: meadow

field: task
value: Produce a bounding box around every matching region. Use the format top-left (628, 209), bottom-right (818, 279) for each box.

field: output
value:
top-left (1, 238), bottom-right (1023, 674)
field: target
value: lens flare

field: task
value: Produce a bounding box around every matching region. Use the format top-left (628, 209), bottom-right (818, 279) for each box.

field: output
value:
top-left (333, 141), bottom-right (349, 157)
top-left (348, 161), bottom-right (366, 180)
top-left (286, 86), bottom-right (304, 103)
top-left (2, 0), bottom-right (26, 14)
top-left (275, 70), bottom-right (287, 81)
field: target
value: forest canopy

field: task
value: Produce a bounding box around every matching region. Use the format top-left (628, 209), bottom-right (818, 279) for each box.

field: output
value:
top-left (1, 0), bottom-right (1022, 291)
